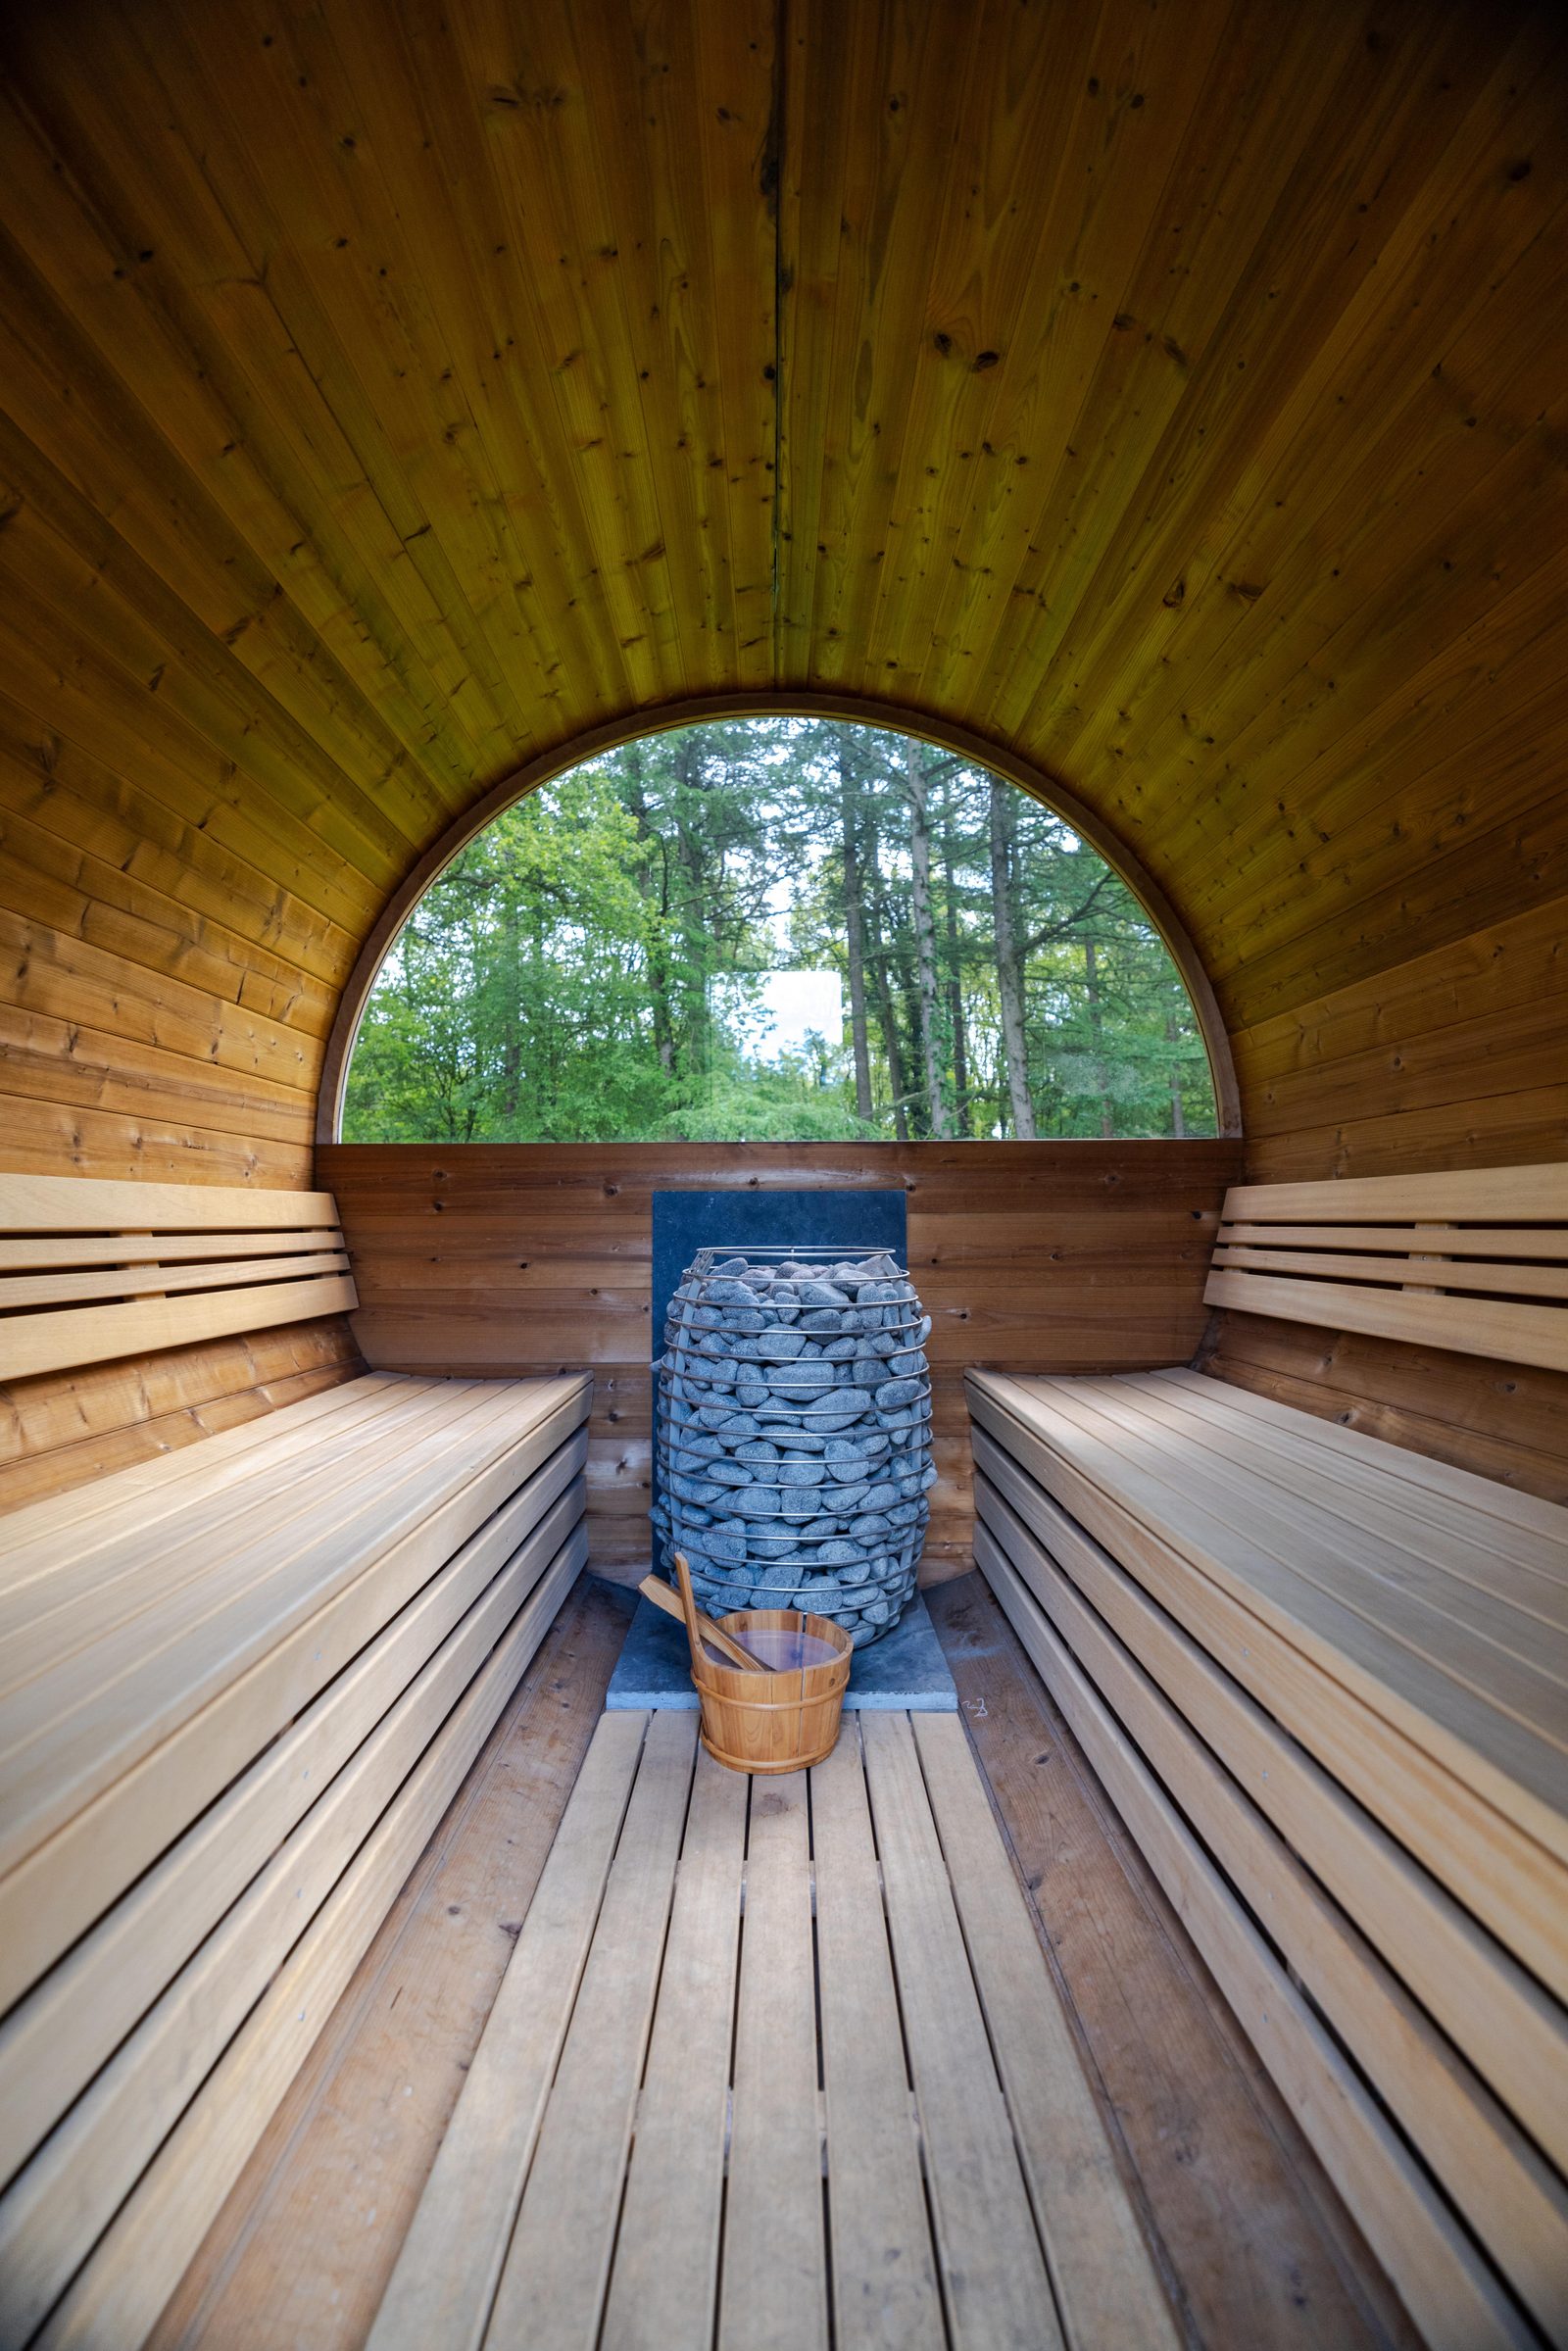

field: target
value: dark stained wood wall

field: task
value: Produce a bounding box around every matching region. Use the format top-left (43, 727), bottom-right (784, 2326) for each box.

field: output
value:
top-left (0, 0), bottom-right (1563, 1507)
top-left (318, 1141), bottom-right (1241, 1577)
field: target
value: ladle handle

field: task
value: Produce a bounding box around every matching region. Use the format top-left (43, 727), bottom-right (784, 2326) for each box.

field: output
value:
top-left (649, 1565), bottom-right (767, 1673)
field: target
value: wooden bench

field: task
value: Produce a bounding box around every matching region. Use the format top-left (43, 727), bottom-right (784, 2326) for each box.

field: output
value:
top-left (0, 1174), bottom-right (594, 2346)
top-left (966, 1161), bottom-right (1568, 2351)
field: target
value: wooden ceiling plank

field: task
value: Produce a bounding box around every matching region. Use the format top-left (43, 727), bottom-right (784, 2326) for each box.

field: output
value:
top-left (1232, 896), bottom-right (1568, 1089)
top-left (0, 493), bottom-right (416, 902)
top-left (786, 0), bottom-right (975, 687)
top-left (0, 1091), bottom-right (315, 1190)
top-left (1202, 688), bottom-right (1568, 1002)
top-left (968, 4), bottom-right (1370, 737)
top-left (0, 724), bottom-right (355, 1004)
top-left (910, 0), bottom-right (1251, 713)
top-left (0, 1004), bottom-right (318, 1149)
top-left (1027, 12), bottom-right (1568, 790)
top-left (0, 220), bottom-right (494, 816)
top-left (433, 0), bottom-right (684, 711)
top-left (0, 909), bottom-right (320, 1096)
top-left (139, 0), bottom-right (550, 724)
top-left (0, 589), bottom-right (385, 939)
top-left (243, 0), bottom-right (603, 739)
top-left (1218, 794), bottom-right (1568, 1031)
top-left (0, 26), bottom-right (532, 782)
top-left (682, 0), bottom-right (779, 685)
top-left (1150, 402), bottom-right (1568, 910)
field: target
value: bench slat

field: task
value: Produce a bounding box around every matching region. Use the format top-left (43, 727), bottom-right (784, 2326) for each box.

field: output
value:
top-left (966, 1374), bottom-right (1568, 2003)
top-left (0, 1173), bottom-right (342, 1234)
top-left (976, 1467), bottom-right (1568, 2334)
top-left (1204, 1263), bottom-right (1568, 1373)
top-left (0, 1271), bottom-right (360, 1383)
top-left (1063, 1377), bottom-right (1568, 1628)
top-left (29, 1529), bottom-right (589, 2351)
top-left (1138, 1372), bottom-right (1567, 1585)
top-left (1219, 1165), bottom-right (1568, 1223)
top-left (0, 1228), bottom-right (346, 1270)
top-left (0, 1462), bottom-right (586, 2177)
top-left (973, 1516), bottom-right (1542, 2351)
top-left (1212, 1245), bottom-right (1568, 1300)
top-left (0, 1491), bottom-right (585, 2336)
top-left (0, 1375), bottom-right (446, 1585)
top-left (1217, 1223), bottom-right (1568, 1260)
top-left (0, 1380), bottom-right (593, 2009)
top-left (0, 1249), bottom-right (352, 1312)
top-left (969, 1426), bottom-right (1568, 2180)
top-left (0, 1383), bottom-right (496, 1665)
top-left (1014, 1375), bottom-right (1568, 1830)
top-left (1157, 1366), bottom-right (1568, 1542)
top-left (0, 1382), bottom-right (583, 1879)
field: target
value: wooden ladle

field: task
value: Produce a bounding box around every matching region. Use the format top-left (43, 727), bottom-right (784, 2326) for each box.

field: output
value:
top-left (641, 1563), bottom-right (767, 1673)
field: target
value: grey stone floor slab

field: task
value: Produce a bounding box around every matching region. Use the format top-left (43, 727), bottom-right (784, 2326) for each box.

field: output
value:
top-left (606, 1589), bottom-right (958, 1712)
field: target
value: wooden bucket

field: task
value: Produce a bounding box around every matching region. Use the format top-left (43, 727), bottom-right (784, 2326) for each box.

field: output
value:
top-left (690, 1607), bottom-right (853, 1774)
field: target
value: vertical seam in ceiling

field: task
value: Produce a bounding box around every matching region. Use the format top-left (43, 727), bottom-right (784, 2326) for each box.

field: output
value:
top-left (767, 0), bottom-right (788, 669)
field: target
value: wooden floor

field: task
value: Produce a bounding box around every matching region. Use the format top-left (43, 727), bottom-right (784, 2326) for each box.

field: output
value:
top-left (366, 1700), bottom-right (1188, 2351)
top-left (148, 1575), bottom-right (1423, 2351)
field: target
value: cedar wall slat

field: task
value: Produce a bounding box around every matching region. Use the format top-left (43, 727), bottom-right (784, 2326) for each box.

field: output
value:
top-left (319, 1142), bottom-right (1242, 1577)
top-left (1209, 894), bottom-right (1568, 1506)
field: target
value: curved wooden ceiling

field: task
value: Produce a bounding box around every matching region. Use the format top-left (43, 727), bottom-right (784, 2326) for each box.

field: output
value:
top-left (0, 0), bottom-right (1564, 1188)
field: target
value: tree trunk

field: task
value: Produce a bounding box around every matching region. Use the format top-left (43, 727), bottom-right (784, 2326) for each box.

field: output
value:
top-left (863, 849), bottom-right (910, 1142)
top-left (498, 892), bottom-right (522, 1123)
top-left (839, 748), bottom-right (875, 1123)
top-left (1084, 937), bottom-right (1115, 1138)
top-left (942, 805), bottom-right (971, 1136)
top-left (989, 781), bottom-right (1035, 1139)
top-left (906, 749), bottom-right (950, 1139)
top-left (623, 745), bottom-right (675, 1075)
top-left (1166, 1013), bottom-right (1187, 1138)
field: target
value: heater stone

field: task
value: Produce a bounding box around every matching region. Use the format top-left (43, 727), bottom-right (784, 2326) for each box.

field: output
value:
top-left (655, 1243), bottom-right (932, 1644)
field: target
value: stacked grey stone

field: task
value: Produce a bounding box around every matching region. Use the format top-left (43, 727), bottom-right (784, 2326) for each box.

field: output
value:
top-left (649, 1245), bottom-right (936, 1648)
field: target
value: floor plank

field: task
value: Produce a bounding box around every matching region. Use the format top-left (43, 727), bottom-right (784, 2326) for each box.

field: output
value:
top-left (367, 1708), bottom-right (649, 2351)
top-left (485, 1710), bottom-right (696, 2349)
top-left (144, 1575), bottom-right (635, 2351)
top-left (925, 1575), bottom-right (1426, 2351)
top-left (861, 1711), bottom-right (1064, 2351)
top-left (599, 1746), bottom-right (748, 2351)
top-left (811, 1723), bottom-right (944, 2351)
top-left (151, 1572), bottom-right (1428, 2351)
top-left (912, 1709), bottom-right (1182, 2351)
top-left (718, 1768), bottom-right (829, 2351)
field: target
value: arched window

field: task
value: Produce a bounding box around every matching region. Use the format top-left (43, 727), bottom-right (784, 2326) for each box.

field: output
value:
top-left (341, 716), bottom-right (1220, 1143)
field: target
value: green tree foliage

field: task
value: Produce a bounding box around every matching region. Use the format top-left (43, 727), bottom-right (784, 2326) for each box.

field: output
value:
top-left (343, 719), bottom-right (1217, 1143)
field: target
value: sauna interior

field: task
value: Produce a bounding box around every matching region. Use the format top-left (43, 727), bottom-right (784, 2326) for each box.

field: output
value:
top-left (1, 0), bottom-right (1566, 2343)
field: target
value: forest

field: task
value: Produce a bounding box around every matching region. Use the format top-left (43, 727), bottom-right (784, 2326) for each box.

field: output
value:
top-left (342, 718), bottom-right (1218, 1144)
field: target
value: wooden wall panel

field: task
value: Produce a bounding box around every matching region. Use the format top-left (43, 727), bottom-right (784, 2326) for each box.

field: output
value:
top-left (1206, 894), bottom-right (1568, 1504)
top-left (0, 1313), bottom-right (364, 1516)
top-left (0, 0), bottom-right (1562, 1511)
top-left (318, 1140), bottom-right (1242, 1577)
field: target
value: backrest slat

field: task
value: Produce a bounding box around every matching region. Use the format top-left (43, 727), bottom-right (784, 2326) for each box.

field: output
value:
top-left (0, 1176), bottom-right (358, 1383)
top-left (0, 1174), bottom-right (342, 1235)
top-left (0, 1230), bottom-right (343, 1271)
top-left (1204, 1163), bottom-right (1568, 1375)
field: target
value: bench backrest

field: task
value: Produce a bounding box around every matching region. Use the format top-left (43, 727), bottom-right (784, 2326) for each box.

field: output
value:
top-left (0, 1173), bottom-right (358, 1383)
top-left (1203, 1161), bottom-right (1568, 1374)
